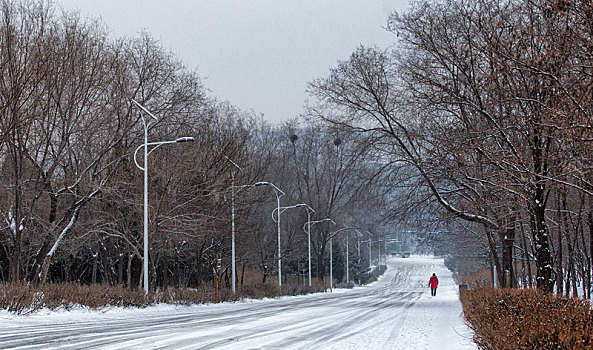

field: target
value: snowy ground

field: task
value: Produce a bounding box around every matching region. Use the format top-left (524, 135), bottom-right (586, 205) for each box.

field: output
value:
top-left (0, 256), bottom-right (476, 349)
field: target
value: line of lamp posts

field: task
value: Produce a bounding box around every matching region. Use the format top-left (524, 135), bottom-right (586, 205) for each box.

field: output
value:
top-left (229, 182), bottom-right (384, 293)
top-left (132, 100), bottom-right (386, 294)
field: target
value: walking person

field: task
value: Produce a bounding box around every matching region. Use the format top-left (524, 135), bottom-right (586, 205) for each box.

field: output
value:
top-left (428, 273), bottom-right (439, 296)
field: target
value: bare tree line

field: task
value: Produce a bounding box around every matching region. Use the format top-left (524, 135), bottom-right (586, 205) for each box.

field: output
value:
top-left (0, 0), bottom-right (394, 290)
top-left (307, 0), bottom-right (593, 295)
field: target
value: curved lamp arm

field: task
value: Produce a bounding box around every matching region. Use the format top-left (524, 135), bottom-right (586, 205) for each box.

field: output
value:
top-left (133, 137), bottom-right (194, 171)
top-left (272, 203), bottom-right (313, 222)
top-left (303, 218), bottom-right (335, 233)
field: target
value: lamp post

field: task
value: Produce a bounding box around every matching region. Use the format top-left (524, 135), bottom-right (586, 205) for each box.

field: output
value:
top-left (339, 226), bottom-right (363, 284)
top-left (255, 182), bottom-right (285, 287)
top-left (368, 239), bottom-right (372, 270)
top-left (304, 218), bottom-right (334, 286)
top-left (346, 235), bottom-right (350, 284)
top-left (329, 227), bottom-right (361, 290)
top-left (225, 180), bottom-right (281, 292)
top-left (330, 235), bottom-right (333, 291)
top-left (326, 226), bottom-right (355, 291)
top-left (354, 229), bottom-right (363, 285)
top-left (338, 226), bottom-right (359, 285)
top-left (339, 227), bottom-right (355, 284)
top-left (366, 230), bottom-right (374, 270)
top-left (224, 156), bottom-right (242, 294)
top-left (132, 99), bottom-right (194, 294)
top-left (272, 202), bottom-right (313, 287)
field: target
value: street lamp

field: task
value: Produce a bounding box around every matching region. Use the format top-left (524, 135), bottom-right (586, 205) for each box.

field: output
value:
top-left (327, 226), bottom-right (360, 291)
top-left (337, 226), bottom-right (357, 284)
top-left (272, 202), bottom-right (313, 287)
top-left (132, 99), bottom-right (194, 294)
top-left (354, 229), bottom-right (364, 285)
top-left (226, 179), bottom-right (277, 293)
top-left (254, 182), bottom-right (285, 287)
top-left (330, 226), bottom-right (365, 285)
top-left (303, 218), bottom-right (334, 286)
top-left (366, 230), bottom-right (374, 270)
top-left (224, 156), bottom-right (242, 294)
top-left (345, 233), bottom-right (349, 283)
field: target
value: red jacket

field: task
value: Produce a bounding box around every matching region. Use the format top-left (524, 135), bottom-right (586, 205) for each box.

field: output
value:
top-left (429, 276), bottom-right (439, 288)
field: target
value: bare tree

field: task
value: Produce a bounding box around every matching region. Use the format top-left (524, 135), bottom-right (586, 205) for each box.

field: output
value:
top-left (307, 0), bottom-right (593, 292)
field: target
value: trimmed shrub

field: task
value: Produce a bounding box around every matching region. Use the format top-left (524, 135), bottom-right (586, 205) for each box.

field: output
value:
top-left (0, 265), bottom-right (380, 314)
top-left (461, 287), bottom-right (593, 350)
top-left (0, 282), bottom-right (325, 315)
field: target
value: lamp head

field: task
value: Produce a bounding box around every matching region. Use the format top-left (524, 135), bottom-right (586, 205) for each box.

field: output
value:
top-left (176, 137), bottom-right (195, 143)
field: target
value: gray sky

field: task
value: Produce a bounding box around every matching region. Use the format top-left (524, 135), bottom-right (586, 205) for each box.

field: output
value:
top-left (58, 0), bottom-right (409, 123)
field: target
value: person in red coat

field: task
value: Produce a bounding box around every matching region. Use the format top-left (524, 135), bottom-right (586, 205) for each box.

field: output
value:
top-left (429, 273), bottom-right (439, 296)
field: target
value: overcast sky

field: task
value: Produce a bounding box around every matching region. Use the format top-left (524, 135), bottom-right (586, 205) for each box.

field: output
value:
top-left (57, 0), bottom-right (409, 123)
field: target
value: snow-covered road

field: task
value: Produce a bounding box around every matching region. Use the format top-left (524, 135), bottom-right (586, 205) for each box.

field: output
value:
top-left (0, 256), bottom-right (476, 349)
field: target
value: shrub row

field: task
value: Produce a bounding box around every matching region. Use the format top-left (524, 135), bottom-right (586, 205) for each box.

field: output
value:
top-left (460, 287), bottom-right (593, 350)
top-left (360, 265), bottom-right (387, 285)
top-left (0, 282), bottom-right (324, 315)
top-left (1, 267), bottom-right (387, 315)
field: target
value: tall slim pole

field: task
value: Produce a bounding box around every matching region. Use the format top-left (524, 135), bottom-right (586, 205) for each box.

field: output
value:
top-left (256, 182), bottom-right (284, 288)
top-left (307, 211), bottom-right (312, 287)
top-left (225, 156), bottom-right (242, 294)
top-left (143, 122), bottom-right (149, 294)
top-left (231, 176), bottom-right (236, 294)
top-left (357, 234), bottom-right (361, 285)
top-left (346, 235), bottom-right (349, 284)
top-left (369, 239), bottom-right (372, 270)
top-left (132, 100), bottom-right (194, 295)
top-left (330, 237), bottom-right (333, 291)
top-left (277, 194), bottom-right (282, 287)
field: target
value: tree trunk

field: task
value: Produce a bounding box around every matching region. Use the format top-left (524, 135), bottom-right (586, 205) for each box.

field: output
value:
top-left (127, 253), bottom-right (133, 288)
top-left (29, 192), bottom-right (59, 284)
top-left (138, 259), bottom-right (144, 290)
top-left (556, 231), bottom-right (563, 295)
top-left (555, 191), bottom-right (564, 295)
top-left (565, 260), bottom-right (571, 298)
top-left (40, 255), bottom-right (52, 284)
top-left (241, 263), bottom-right (245, 286)
top-left (567, 238), bottom-right (576, 298)
top-left (501, 225), bottom-right (515, 288)
top-left (519, 223), bottom-right (533, 288)
top-left (520, 244), bottom-right (527, 288)
top-left (531, 192), bottom-right (553, 292)
top-left (118, 254), bottom-right (124, 285)
top-left (8, 143), bottom-right (24, 283)
top-left (486, 230), bottom-right (500, 287)
top-left (590, 210), bottom-right (593, 298)
top-left (91, 254), bottom-right (98, 284)
top-left (162, 261), bottom-right (169, 289)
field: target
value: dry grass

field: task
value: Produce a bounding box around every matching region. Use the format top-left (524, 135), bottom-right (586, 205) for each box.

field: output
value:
top-left (0, 282), bottom-right (324, 315)
top-left (1, 266), bottom-right (386, 315)
top-left (460, 287), bottom-right (593, 350)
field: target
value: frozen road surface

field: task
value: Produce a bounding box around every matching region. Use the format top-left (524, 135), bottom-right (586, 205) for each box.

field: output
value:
top-left (0, 256), bottom-right (476, 349)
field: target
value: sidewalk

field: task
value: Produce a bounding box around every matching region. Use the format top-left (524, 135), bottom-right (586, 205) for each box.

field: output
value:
top-left (391, 256), bottom-right (477, 349)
